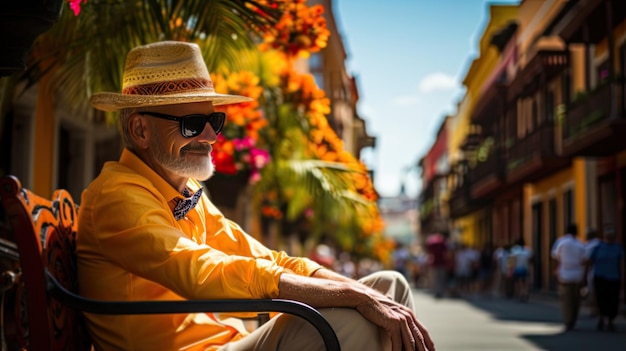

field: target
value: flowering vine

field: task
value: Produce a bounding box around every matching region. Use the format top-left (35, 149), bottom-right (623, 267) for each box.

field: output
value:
top-left (224, 0), bottom-right (387, 262)
top-left (211, 70), bottom-right (270, 184)
top-left (255, 0), bottom-right (330, 58)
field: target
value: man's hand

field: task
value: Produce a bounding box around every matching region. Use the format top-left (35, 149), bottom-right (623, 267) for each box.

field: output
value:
top-left (356, 295), bottom-right (434, 351)
top-left (279, 271), bottom-right (435, 350)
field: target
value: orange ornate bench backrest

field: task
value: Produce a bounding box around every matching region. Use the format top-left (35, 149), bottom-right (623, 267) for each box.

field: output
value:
top-left (0, 175), bottom-right (91, 351)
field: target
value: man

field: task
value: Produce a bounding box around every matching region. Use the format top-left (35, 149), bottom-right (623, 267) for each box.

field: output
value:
top-left (77, 41), bottom-right (434, 351)
top-left (586, 226), bottom-right (624, 331)
top-left (551, 223), bottom-right (586, 331)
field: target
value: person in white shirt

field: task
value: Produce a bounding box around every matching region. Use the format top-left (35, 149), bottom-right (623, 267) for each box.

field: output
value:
top-left (551, 224), bottom-right (586, 331)
top-left (511, 238), bottom-right (533, 302)
top-left (453, 243), bottom-right (479, 297)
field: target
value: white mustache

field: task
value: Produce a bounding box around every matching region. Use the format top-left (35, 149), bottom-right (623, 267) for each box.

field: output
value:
top-left (182, 144), bottom-right (212, 153)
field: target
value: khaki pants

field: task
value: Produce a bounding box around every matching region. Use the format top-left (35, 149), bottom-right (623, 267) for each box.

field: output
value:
top-left (558, 282), bottom-right (582, 328)
top-left (219, 270), bottom-right (414, 351)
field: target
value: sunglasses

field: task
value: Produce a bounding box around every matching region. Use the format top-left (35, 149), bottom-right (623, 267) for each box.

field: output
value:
top-left (139, 111), bottom-right (226, 137)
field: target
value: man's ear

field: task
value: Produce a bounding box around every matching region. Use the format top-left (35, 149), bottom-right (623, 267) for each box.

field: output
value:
top-left (128, 114), bottom-right (151, 149)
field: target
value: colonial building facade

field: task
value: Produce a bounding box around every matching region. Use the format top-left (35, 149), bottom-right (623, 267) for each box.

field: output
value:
top-left (420, 0), bottom-right (626, 293)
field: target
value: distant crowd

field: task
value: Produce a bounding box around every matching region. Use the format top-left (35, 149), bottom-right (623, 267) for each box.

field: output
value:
top-left (390, 235), bottom-right (533, 302)
top-left (390, 225), bottom-right (623, 333)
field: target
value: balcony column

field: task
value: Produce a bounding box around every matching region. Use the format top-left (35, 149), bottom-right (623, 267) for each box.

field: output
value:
top-left (585, 159), bottom-right (598, 231)
top-left (604, 0), bottom-right (620, 120)
top-left (582, 24), bottom-right (591, 93)
top-left (563, 43), bottom-right (572, 105)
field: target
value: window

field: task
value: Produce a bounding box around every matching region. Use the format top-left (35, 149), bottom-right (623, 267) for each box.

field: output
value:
top-left (531, 202), bottom-right (542, 289)
top-left (309, 53), bottom-right (324, 89)
top-left (545, 90), bottom-right (555, 122)
top-left (309, 53), bottom-right (322, 69)
top-left (531, 98), bottom-right (538, 129)
top-left (548, 198), bottom-right (557, 290)
top-left (596, 59), bottom-right (610, 86)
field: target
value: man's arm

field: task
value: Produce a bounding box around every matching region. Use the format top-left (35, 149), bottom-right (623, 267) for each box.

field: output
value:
top-left (550, 241), bottom-right (561, 279)
top-left (277, 271), bottom-right (434, 351)
top-left (550, 239), bottom-right (560, 259)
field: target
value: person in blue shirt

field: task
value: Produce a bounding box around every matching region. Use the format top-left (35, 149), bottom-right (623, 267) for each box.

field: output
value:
top-left (586, 226), bottom-right (624, 332)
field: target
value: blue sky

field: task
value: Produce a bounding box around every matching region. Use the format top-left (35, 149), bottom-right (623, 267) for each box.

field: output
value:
top-left (335, 0), bottom-right (519, 198)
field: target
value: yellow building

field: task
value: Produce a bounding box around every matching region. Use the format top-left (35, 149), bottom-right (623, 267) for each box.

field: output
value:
top-left (446, 0), bottom-right (626, 293)
top-left (446, 4), bottom-right (519, 248)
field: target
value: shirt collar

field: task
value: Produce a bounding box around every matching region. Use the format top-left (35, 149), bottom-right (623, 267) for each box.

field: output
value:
top-left (119, 148), bottom-right (200, 202)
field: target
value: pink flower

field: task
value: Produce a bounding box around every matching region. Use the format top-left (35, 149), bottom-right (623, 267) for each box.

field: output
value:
top-left (250, 148), bottom-right (270, 169)
top-left (233, 136), bottom-right (255, 151)
top-left (249, 170), bottom-right (262, 184)
top-left (67, 0), bottom-right (85, 16)
top-left (304, 208), bottom-right (314, 218)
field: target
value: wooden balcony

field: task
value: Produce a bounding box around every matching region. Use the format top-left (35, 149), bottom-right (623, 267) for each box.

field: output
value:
top-left (562, 81), bottom-right (626, 156)
top-left (470, 149), bottom-right (505, 199)
top-left (448, 178), bottom-right (488, 219)
top-left (420, 188), bottom-right (450, 235)
top-left (547, 0), bottom-right (626, 44)
top-left (506, 123), bottom-right (570, 185)
top-left (472, 82), bottom-right (506, 126)
top-left (507, 50), bottom-right (568, 100)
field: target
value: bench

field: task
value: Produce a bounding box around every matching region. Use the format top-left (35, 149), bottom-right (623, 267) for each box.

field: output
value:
top-left (0, 175), bottom-right (340, 351)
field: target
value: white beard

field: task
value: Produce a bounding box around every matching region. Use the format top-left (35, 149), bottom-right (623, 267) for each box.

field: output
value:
top-left (150, 130), bottom-right (215, 181)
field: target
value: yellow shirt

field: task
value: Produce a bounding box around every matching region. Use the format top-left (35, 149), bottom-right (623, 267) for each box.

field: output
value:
top-left (77, 149), bottom-right (322, 351)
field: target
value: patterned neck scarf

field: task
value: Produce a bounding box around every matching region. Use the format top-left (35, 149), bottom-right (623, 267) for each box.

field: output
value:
top-left (173, 187), bottom-right (203, 221)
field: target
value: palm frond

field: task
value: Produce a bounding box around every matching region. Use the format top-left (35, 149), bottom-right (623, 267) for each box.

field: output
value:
top-left (264, 158), bottom-right (373, 225)
top-left (18, 0), bottom-right (282, 114)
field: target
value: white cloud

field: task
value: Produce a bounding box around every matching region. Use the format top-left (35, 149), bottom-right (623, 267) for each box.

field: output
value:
top-left (418, 72), bottom-right (458, 93)
top-left (390, 73), bottom-right (458, 107)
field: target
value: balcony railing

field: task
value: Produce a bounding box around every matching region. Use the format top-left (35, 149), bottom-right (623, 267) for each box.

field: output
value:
top-left (470, 148), bottom-right (505, 199)
top-left (448, 181), bottom-right (472, 219)
top-left (472, 149), bottom-right (503, 182)
top-left (506, 123), bottom-right (556, 183)
top-left (564, 82), bottom-right (614, 140)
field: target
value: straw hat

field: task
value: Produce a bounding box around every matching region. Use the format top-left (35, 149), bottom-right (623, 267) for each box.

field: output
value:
top-left (90, 41), bottom-right (252, 112)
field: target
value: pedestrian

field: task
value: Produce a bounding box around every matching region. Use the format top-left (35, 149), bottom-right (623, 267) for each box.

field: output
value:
top-left (426, 233), bottom-right (448, 299)
top-left (392, 241), bottom-right (411, 279)
top-left (477, 243), bottom-right (495, 298)
top-left (413, 247), bottom-right (430, 288)
top-left (510, 237), bottom-right (533, 302)
top-left (78, 41), bottom-right (434, 351)
top-left (586, 225), bottom-right (624, 332)
top-left (583, 228), bottom-right (601, 317)
top-left (495, 243), bottom-right (515, 298)
top-left (551, 223), bottom-right (586, 331)
top-left (452, 242), bottom-right (479, 298)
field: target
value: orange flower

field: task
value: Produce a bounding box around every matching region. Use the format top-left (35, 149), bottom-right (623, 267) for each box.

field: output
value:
top-left (257, 0), bottom-right (330, 58)
top-left (210, 71), bottom-right (270, 181)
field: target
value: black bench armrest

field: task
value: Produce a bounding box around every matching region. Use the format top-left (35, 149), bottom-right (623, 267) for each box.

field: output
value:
top-left (45, 268), bottom-right (340, 351)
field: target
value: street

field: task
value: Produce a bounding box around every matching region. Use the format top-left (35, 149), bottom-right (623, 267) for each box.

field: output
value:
top-left (413, 289), bottom-right (626, 351)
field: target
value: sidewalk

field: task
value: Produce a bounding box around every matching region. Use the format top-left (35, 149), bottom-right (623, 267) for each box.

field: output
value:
top-left (526, 289), bottom-right (626, 318)
top-left (413, 288), bottom-right (626, 351)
